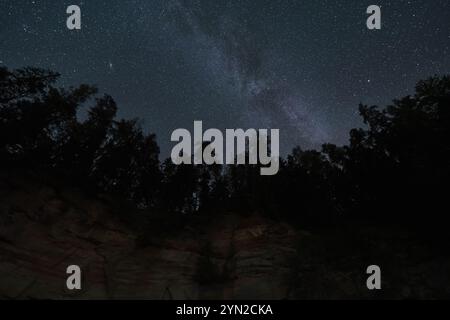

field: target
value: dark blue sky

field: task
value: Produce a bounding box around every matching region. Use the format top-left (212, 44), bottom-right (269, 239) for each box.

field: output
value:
top-left (1, 0), bottom-right (449, 156)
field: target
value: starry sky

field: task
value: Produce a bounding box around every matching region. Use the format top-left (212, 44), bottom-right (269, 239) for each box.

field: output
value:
top-left (1, 0), bottom-right (449, 156)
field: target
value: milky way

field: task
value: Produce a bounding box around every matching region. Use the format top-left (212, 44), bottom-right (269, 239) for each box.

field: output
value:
top-left (1, 0), bottom-right (449, 156)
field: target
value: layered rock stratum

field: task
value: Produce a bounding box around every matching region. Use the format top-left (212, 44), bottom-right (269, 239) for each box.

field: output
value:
top-left (2, 172), bottom-right (450, 299)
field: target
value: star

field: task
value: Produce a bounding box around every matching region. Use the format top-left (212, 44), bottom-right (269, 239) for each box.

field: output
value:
top-left (1, 0), bottom-right (449, 156)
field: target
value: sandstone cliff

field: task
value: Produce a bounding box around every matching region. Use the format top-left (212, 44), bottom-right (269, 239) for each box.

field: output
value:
top-left (2, 172), bottom-right (450, 299)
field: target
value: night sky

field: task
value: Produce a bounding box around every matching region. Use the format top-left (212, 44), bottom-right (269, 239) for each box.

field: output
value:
top-left (1, 0), bottom-right (449, 156)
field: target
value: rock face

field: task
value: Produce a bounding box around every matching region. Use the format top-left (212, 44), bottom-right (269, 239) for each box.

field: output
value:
top-left (4, 173), bottom-right (450, 300)
top-left (0, 173), bottom-right (298, 299)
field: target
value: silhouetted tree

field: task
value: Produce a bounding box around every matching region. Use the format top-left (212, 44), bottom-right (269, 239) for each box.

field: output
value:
top-left (2, 65), bottom-right (449, 233)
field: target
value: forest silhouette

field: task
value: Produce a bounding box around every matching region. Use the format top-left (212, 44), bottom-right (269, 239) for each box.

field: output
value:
top-left (1, 66), bottom-right (449, 236)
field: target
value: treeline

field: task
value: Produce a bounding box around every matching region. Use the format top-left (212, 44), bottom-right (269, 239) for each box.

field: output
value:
top-left (1, 66), bottom-right (449, 228)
